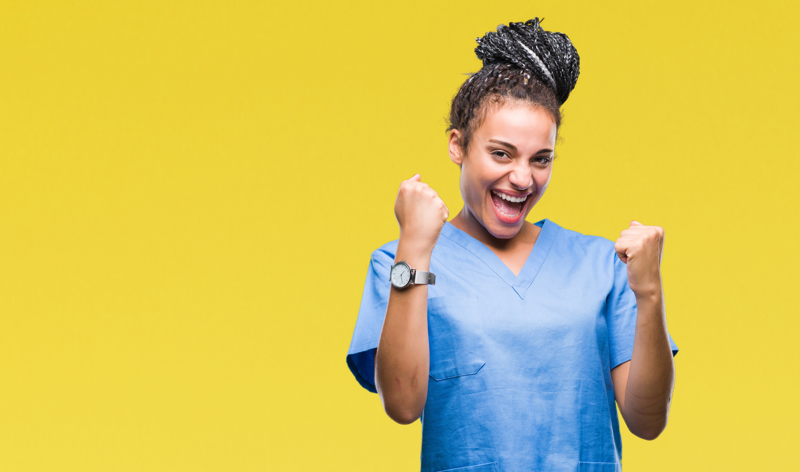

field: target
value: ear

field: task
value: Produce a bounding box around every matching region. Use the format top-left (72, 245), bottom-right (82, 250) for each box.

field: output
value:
top-left (448, 129), bottom-right (464, 166)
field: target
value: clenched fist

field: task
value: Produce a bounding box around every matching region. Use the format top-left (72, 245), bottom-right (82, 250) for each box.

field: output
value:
top-left (394, 174), bottom-right (449, 254)
top-left (615, 220), bottom-right (665, 297)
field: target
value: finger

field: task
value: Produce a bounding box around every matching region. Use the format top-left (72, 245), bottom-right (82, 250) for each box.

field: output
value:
top-left (399, 176), bottom-right (427, 193)
top-left (406, 182), bottom-right (431, 195)
top-left (630, 220), bottom-right (643, 226)
top-left (614, 241), bottom-right (629, 264)
top-left (401, 174), bottom-right (421, 186)
top-left (620, 227), bottom-right (645, 237)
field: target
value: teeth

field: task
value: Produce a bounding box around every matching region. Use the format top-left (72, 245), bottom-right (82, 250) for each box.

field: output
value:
top-left (498, 209), bottom-right (521, 217)
top-left (492, 190), bottom-right (528, 203)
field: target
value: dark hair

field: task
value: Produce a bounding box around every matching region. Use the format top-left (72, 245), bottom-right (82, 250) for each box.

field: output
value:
top-left (448, 18), bottom-right (581, 154)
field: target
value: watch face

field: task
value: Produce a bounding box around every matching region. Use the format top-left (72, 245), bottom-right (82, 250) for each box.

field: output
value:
top-left (391, 262), bottom-right (411, 288)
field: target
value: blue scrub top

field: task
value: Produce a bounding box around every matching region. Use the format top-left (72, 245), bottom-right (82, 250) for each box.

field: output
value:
top-left (347, 219), bottom-right (679, 472)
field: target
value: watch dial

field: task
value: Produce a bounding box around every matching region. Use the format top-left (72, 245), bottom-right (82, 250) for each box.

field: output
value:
top-left (391, 263), bottom-right (411, 287)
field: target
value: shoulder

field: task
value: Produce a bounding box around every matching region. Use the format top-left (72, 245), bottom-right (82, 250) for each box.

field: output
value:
top-left (368, 239), bottom-right (398, 270)
top-left (551, 221), bottom-right (616, 257)
top-left (368, 229), bottom-right (463, 265)
top-left (550, 221), bottom-right (622, 287)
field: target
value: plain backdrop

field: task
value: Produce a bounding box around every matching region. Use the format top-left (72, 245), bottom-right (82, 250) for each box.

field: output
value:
top-left (1, 1), bottom-right (798, 470)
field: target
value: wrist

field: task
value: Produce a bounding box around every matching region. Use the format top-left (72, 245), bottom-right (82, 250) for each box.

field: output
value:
top-left (634, 285), bottom-right (663, 304)
top-left (395, 237), bottom-right (433, 271)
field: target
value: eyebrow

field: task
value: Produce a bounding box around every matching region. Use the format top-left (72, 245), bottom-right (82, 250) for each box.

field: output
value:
top-left (487, 139), bottom-right (553, 155)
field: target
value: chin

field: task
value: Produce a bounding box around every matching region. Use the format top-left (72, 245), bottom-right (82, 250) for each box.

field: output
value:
top-left (482, 207), bottom-right (531, 239)
top-left (485, 218), bottom-right (526, 240)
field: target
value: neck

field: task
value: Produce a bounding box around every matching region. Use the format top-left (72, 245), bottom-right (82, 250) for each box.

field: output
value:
top-left (450, 206), bottom-right (536, 251)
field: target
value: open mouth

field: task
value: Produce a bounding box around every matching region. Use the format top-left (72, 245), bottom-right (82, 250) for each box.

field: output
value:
top-left (490, 189), bottom-right (529, 219)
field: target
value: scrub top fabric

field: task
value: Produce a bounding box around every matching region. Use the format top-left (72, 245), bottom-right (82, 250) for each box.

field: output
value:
top-left (347, 219), bottom-right (679, 472)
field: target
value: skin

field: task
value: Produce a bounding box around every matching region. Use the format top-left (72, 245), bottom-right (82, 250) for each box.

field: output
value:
top-left (375, 100), bottom-right (676, 441)
top-left (447, 103), bottom-right (555, 273)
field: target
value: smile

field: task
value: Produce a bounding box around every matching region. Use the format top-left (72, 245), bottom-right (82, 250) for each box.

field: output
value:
top-left (490, 190), bottom-right (530, 219)
top-left (491, 189), bottom-right (528, 203)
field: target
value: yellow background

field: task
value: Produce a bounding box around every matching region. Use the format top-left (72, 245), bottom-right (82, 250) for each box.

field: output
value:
top-left (1, 1), bottom-right (797, 470)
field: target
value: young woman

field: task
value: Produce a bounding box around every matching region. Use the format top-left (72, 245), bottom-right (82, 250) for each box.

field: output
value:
top-left (346, 19), bottom-right (678, 472)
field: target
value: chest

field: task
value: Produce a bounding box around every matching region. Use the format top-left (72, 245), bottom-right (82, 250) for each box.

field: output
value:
top-left (487, 241), bottom-right (536, 277)
top-left (426, 260), bottom-right (613, 380)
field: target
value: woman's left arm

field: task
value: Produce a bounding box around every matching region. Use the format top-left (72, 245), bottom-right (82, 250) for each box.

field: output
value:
top-left (610, 221), bottom-right (676, 440)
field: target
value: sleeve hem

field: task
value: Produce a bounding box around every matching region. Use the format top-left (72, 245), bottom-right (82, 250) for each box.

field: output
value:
top-left (346, 352), bottom-right (378, 394)
top-left (611, 345), bottom-right (680, 370)
top-left (611, 348), bottom-right (634, 370)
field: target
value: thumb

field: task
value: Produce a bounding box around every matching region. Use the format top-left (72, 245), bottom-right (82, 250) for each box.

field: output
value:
top-left (401, 173), bottom-right (422, 185)
top-left (630, 220), bottom-right (643, 226)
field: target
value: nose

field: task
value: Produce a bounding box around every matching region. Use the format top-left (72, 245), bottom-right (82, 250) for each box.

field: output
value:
top-left (508, 161), bottom-right (533, 191)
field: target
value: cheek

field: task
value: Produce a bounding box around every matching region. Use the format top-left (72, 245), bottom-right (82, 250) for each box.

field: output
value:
top-left (459, 168), bottom-right (477, 206)
top-left (542, 171), bottom-right (552, 189)
top-left (534, 170), bottom-right (552, 196)
top-left (461, 163), bottom-right (489, 199)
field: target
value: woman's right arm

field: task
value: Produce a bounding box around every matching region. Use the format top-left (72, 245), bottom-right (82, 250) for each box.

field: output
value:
top-left (375, 174), bottom-right (448, 425)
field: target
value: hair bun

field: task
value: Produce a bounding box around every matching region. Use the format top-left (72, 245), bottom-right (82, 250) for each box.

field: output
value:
top-left (474, 18), bottom-right (580, 105)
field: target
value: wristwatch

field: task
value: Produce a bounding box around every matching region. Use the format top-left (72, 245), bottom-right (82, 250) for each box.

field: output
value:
top-left (389, 260), bottom-right (436, 289)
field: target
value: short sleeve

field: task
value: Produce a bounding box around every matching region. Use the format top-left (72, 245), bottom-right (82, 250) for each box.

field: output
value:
top-left (346, 246), bottom-right (395, 393)
top-left (605, 248), bottom-right (679, 369)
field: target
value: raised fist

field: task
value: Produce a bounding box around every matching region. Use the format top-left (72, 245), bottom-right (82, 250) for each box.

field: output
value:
top-left (614, 220), bottom-right (665, 297)
top-left (394, 174), bottom-right (449, 253)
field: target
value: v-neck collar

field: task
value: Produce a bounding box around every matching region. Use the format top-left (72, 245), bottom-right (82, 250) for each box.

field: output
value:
top-left (439, 218), bottom-right (560, 299)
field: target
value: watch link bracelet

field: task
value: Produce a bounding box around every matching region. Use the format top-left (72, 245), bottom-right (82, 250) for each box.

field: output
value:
top-left (389, 260), bottom-right (436, 289)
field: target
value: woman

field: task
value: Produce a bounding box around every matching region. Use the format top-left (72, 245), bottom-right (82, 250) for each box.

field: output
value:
top-left (347, 19), bottom-right (678, 472)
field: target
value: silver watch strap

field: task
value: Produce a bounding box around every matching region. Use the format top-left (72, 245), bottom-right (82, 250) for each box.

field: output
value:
top-left (411, 269), bottom-right (436, 285)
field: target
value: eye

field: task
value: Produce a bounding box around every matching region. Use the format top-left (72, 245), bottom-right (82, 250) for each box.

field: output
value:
top-left (492, 150), bottom-right (512, 159)
top-left (531, 156), bottom-right (552, 166)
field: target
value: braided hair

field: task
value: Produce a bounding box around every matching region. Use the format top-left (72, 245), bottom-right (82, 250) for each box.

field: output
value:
top-left (448, 18), bottom-right (580, 154)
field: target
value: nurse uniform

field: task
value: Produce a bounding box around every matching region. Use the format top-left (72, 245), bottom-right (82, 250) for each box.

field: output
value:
top-left (347, 218), bottom-right (679, 472)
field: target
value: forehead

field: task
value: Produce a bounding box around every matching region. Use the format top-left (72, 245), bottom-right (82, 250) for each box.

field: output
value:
top-left (475, 102), bottom-right (557, 148)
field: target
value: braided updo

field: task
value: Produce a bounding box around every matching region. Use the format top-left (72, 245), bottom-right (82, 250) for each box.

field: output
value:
top-left (448, 18), bottom-right (580, 154)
